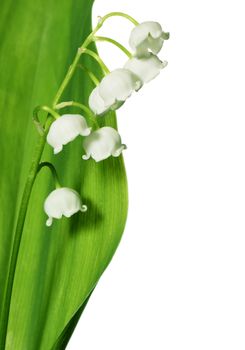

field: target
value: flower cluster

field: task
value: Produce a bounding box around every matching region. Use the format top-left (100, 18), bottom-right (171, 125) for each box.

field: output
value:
top-left (41, 17), bottom-right (169, 226)
top-left (89, 21), bottom-right (168, 115)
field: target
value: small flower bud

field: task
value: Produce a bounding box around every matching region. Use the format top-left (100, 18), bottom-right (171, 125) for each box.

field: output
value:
top-left (47, 114), bottom-right (91, 154)
top-left (129, 21), bottom-right (169, 58)
top-left (82, 127), bottom-right (126, 162)
top-left (44, 187), bottom-right (87, 227)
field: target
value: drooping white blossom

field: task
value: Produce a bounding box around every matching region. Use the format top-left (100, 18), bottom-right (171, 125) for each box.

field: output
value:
top-left (124, 54), bottom-right (167, 83)
top-left (47, 114), bottom-right (91, 154)
top-left (82, 127), bottom-right (126, 162)
top-left (89, 69), bottom-right (142, 115)
top-left (129, 21), bottom-right (169, 57)
top-left (89, 87), bottom-right (109, 115)
top-left (44, 187), bottom-right (87, 227)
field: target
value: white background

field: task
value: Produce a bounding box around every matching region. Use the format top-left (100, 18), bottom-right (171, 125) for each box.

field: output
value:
top-left (68, 0), bottom-right (245, 349)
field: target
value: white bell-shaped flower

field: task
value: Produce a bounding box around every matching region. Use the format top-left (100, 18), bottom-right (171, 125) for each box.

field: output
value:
top-left (82, 127), bottom-right (126, 162)
top-left (89, 87), bottom-right (109, 115)
top-left (124, 54), bottom-right (167, 83)
top-left (89, 69), bottom-right (142, 115)
top-left (44, 187), bottom-right (87, 227)
top-left (47, 114), bottom-right (91, 154)
top-left (129, 21), bottom-right (169, 57)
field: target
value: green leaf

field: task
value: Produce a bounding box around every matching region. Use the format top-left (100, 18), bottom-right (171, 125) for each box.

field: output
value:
top-left (51, 290), bottom-right (94, 350)
top-left (0, 1), bottom-right (128, 349)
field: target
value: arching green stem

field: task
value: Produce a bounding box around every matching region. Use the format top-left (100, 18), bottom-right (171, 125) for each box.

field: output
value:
top-left (37, 162), bottom-right (61, 189)
top-left (52, 11), bottom-right (113, 107)
top-left (80, 48), bottom-right (110, 74)
top-left (33, 105), bottom-right (60, 135)
top-left (52, 11), bottom-right (139, 108)
top-left (98, 12), bottom-right (139, 26)
top-left (77, 64), bottom-right (100, 86)
top-left (55, 101), bottom-right (99, 129)
top-left (93, 36), bottom-right (132, 58)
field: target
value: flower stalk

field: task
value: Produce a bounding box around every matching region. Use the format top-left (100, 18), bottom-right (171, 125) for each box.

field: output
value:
top-left (93, 36), bottom-right (132, 58)
top-left (33, 105), bottom-right (60, 135)
top-left (81, 48), bottom-right (110, 74)
top-left (77, 64), bottom-right (100, 86)
top-left (55, 101), bottom-right (99, 129)
top-left (97, 12), bottom-right (139, 26)
top-left (37, 162), bottom-right (61, 189)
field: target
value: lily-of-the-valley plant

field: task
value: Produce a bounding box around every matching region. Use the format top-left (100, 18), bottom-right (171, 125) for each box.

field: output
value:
top-left (0, 10), bottom-right (169, 349)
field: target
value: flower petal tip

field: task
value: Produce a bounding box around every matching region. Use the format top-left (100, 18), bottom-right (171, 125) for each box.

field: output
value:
top-left (83, 127), bottom-right (92, 137)
top-left (135, 80), bottom-right (143, 91)
top-left (46, 217), bottom-right (53, 227)
top-left (54, 146), bottom-right (62, 155)
top-left (81, 205), bottom-right (87, 212)
top-left (162, 32), bottom-right (170, 40)
top-left (82, 154), bottom-right (90, 161)
top-left (112, 144), bottom-right (127, 157)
